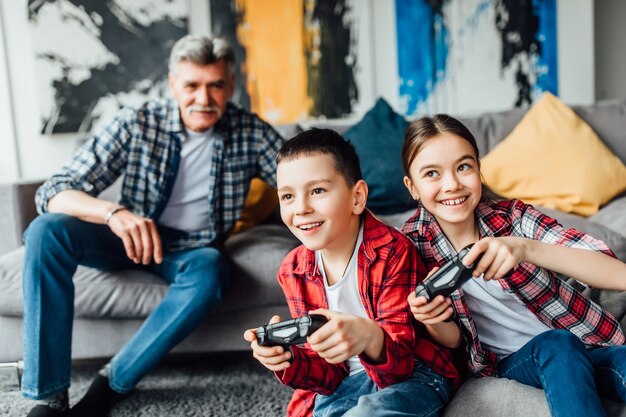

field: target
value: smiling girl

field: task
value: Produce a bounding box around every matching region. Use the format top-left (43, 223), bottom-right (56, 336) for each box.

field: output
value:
top-left (400, 114), bottom-right (626, 417)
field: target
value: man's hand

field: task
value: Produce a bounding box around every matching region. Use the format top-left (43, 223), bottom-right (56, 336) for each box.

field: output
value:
top-left (107, 209), bottom-right (163, 265)
top-left (307, 309), bottom-right (384, 364)
top-left (243, 315), bottom-right (292, 372)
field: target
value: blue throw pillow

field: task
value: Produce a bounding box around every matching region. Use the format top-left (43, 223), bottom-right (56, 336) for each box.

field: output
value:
top-left (344, 98), bottom-right (416, 214)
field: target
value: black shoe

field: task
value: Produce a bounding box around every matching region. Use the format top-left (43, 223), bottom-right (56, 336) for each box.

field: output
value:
top-left (26, 405), bottom-right (68, 417)
top-left (68, 375), bottom-right (127, 417)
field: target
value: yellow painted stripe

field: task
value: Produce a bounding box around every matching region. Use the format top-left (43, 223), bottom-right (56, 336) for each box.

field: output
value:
top-left (236, 0), bottom-right (309, 123)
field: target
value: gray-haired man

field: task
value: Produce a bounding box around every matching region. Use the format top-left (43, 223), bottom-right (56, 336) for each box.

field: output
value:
top-left (21, 34), bottom-right (285, 417)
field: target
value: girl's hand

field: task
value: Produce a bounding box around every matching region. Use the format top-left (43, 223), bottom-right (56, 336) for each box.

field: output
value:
top-left (408, 292), bottom-right (453, 324)
top-left (463, 237), bottom-right (530, 280)
top-left (243, 315), bottom-right (292, 372)
top-left (307, 309), bottom-right (384, 364)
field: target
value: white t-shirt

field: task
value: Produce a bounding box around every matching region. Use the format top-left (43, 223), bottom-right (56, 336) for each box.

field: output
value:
top-left (158, 128), bottom-right (214, 231)
top-left (316, 226), bottom-right (366, 375)
top-left (462, 277), bottom-right (551, 357)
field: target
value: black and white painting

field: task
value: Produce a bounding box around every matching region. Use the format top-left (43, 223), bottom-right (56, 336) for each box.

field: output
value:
top-left (28, 0), bottom-right (188, 134)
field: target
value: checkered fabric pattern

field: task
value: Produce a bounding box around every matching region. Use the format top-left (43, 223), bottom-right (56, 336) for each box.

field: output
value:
top-left (401, 199), bottom-right (625, 377)
top-left (276, 212), bottom-right (462, 417)
top-left (36, 99), bottom-right (285, 250)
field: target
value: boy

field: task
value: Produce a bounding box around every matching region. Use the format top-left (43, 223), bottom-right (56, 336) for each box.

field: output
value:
top-left (244, 129), bottom-right (460, 417)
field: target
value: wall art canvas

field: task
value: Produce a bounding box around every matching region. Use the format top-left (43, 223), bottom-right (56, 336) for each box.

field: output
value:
top-left (395, 0), bottom-right (557, 116)
top-left (28, 0), bottom-right (188, 134)
top-left (209, 0), bottom-right (372, 124)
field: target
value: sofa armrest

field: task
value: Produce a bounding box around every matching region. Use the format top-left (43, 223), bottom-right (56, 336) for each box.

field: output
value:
top-left (0, 180), bottom-right (42, 255)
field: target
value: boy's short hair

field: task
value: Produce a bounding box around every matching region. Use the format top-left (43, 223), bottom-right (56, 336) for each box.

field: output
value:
top-left (277, 128), bottom-right (363, 186)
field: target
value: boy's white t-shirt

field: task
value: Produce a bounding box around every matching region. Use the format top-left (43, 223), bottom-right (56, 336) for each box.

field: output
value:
top-left (462, 277), bottom-right (551, 357)
top-left (315, 225), bottom-right (366, 375)
top-left (158, 128), bottom-right (215, 231)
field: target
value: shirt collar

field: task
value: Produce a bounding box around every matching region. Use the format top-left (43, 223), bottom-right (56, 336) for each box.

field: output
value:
top-left (402, 200), bottom-right (512, 246)
top-left (166, 99), bottom-right (185, 134)
top-left (292, 210), bottom-right (391, 277)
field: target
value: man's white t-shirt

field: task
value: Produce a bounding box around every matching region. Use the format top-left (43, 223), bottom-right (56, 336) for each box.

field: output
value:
top-left (158, 128), bottom-right (215, 231)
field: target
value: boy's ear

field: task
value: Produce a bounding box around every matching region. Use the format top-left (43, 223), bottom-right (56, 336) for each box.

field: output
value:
top-left (352, 179), bottom-right (368, 215)
top-left (403, 176), bottom-right (419, 200)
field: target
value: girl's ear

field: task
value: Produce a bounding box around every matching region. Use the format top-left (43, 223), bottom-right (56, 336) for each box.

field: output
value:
top-left (352, 179), bottom-right (368, 215)
top-left (403, 176), bottom-right (419, 200)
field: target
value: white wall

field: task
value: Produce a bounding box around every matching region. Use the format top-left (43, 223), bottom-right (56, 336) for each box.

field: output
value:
top-left (0, 0), bottom-right (600, 182)
top-left (594, 0), bottom-right (626, 100)
top-left (557, 0), bottom-right (595, 104)
top-left (0, 3), bottom-right (20, 182)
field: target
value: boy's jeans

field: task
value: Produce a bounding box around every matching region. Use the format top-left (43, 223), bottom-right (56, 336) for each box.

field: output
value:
top-left (21, 213), bottom-right (228, 399)
top-left (497, 329), bottom-right (626, 417)
top-left (313, 361), bottom-right (451, 417)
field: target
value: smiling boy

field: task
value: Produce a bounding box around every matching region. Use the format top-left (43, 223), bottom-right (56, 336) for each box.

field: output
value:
top-left (244, 129), bottom-right (460, 417)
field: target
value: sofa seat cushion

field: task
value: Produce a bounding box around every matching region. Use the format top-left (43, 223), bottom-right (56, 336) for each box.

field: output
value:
top-left (0, 223), bottom-right (298, 319)
top-left (443, 377), bottom-right (626, 417)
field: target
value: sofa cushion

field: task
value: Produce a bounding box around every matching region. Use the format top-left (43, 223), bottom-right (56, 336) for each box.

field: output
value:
top-left (232, 178), bottom-right (279, 234)
top-left (343, 98), bottom-right (415, 214)
top-left (571, 98), bottom-right (626, 165)
top-left (537, 206), bottom-right (626, 262)
top-left (590, 195), bottom-right (626, 239)
top-left (0, 224), bottom-right (298, 319)
top-left (443, 377), bottom-right (626, 417)
top-left (480, 92), bottom-right (626, 216)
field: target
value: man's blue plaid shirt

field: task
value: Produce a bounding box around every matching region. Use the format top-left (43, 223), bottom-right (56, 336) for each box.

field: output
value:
top-left (36, 99), bottom-right (285, 251)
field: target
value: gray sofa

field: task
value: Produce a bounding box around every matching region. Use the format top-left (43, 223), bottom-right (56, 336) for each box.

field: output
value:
top-left (1, 98), bottom-right (626, 416)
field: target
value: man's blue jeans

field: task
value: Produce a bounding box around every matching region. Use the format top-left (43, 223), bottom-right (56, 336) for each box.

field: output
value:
top-left (497, 329), bottom-right (626, 417)
top-left (313, 361), bottom-right (451, 417)
top-left (20, 213), bottom-right (228, 399)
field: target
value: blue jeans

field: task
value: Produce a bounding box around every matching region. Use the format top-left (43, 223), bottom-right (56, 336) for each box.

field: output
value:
top-left (497, 329), bottom-right (626, 417)
top-left (313, 361), bottom-right (451, 417)
top-left (21, 213), bottom-right (228, 399)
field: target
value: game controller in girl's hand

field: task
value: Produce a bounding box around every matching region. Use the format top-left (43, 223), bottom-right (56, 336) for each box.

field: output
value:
top-left (415, 244), bottom-right (481, 300)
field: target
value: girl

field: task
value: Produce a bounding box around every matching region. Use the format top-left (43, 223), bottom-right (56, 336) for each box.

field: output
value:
top-left (401, 114), bottom-right (626, 417)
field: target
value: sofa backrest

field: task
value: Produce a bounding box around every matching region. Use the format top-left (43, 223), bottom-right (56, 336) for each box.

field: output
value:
top-left (459, 98), bottom-right (626, 165)
top-left (284, 98), bottom-right (626, 166)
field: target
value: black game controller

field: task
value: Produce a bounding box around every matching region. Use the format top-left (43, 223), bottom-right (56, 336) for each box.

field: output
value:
top-left (415, 244), bottom-right (481, 300)
top-left (256, 314), bottom-right (328, 347)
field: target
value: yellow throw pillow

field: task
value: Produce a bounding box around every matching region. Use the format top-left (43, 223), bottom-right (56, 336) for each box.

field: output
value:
top-left (232, 178), bottom-right (279, 234)
top-left (480, 92), bottom-right (626, 216)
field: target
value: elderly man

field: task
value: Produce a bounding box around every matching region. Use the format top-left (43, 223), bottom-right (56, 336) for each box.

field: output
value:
top-left (21, 34), bottom-right (285, 417)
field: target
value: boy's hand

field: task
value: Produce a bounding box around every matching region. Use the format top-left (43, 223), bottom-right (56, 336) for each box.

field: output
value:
top-left (463, 237), bottom-right (528, 280)
top-left (408, 292), bottom-right (453, 325)
top-left (243, 315), bottom-right (292, 372)
top-left (307, 309), bottom-right (384, 364)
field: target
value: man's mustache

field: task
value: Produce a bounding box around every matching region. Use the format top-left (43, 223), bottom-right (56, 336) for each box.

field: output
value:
top-left (187, 105), bottom-right (221, 117)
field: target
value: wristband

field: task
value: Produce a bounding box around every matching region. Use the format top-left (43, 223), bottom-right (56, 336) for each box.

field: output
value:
top-left (105, 206), bottom-right (127, 224)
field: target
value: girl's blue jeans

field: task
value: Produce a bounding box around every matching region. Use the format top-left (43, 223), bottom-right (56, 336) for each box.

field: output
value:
top-left (20, 213), bottom-right (228, 399)
top-left (313, 361), bottom-right (451, 417)
top-left (497, 329), bottom-right (626, 417)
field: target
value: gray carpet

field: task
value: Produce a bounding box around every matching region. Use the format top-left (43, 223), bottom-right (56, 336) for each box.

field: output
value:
top-left (0, 352), bottom-right (292, 417)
